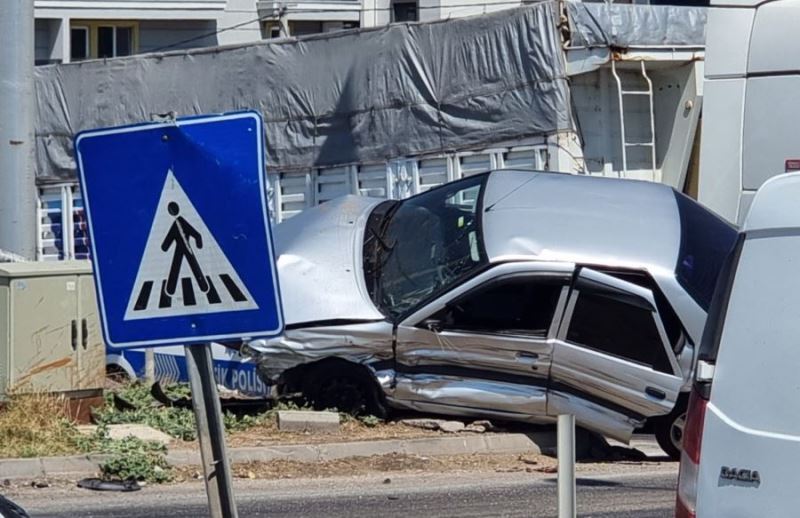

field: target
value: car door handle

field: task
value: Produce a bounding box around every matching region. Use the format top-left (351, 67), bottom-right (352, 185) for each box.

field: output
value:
top-left (645, 386), bottom-right (666, 400)
top-left (517, 351), bottom-right (539, 360)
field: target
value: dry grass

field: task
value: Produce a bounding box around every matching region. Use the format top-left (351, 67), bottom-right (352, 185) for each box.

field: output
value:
top-left (0, 390), bottom-right (81, 458)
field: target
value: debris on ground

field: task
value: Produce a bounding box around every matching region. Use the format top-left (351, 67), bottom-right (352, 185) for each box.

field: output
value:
top-left (76, 478), bottom-right (141, 492)
top-left (76, 424), bottom-right (173, 446)
top-left (439, 421), bottom-right (466, 433)
top-left (399, 418), bottom-right (498, 434)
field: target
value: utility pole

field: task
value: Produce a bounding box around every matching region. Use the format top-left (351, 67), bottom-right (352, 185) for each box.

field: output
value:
top-left (0, 1), bottom-right (37, 260)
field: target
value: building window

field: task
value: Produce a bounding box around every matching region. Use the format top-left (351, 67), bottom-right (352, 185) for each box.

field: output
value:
top-left (70, 21), bottom-right (139, 61)
top-left (38, 184), bottom-right (90, 261)
top-left (263, 21), bottom-right (283, 39)
top-left (98, 26), bottom-right (133, 58)
top-left (286, 21), bottom-right (359, 37)
top-left (289, 21), bottom-right (324, 37)
top-left (70, 26), bottom-right (89, 61)
top-left (392, 2), bottom-right (418, 22)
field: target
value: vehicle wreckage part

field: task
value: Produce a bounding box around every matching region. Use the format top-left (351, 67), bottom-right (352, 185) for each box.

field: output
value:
top-left (77, 478), bottom-right (141, 492)
top-left (150, 381), bottom-right (270, 415)
top-left (300, 359), bottom-right (388, 418)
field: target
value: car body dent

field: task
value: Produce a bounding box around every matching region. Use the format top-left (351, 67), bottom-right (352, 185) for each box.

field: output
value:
top-left (252, 321), bottom-right (393, 381)
top-left (272, 194), bottom-right (384, 326)
top-left (249, 171), bottom-right (736, 444)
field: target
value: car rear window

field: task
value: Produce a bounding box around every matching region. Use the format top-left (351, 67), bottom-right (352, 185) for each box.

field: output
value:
top-left (674, 192), bottom-right (738, 311)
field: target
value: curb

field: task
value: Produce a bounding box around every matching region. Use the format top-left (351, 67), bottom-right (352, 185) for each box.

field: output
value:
top-left (0, 432), bottom-right (553, 480)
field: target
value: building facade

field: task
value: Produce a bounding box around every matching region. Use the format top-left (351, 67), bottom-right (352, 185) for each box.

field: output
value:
top-left (33, 0), bottom-right (536, 65)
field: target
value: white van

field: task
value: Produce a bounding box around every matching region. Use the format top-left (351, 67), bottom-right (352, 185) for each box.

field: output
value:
top-left (676, 173), bottom-right (800, 517)
top-left (699, 0), bottom-right (800, 224)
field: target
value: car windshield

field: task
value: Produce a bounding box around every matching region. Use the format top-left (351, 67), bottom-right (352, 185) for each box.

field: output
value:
top-left (364, 174), bottom-right (488, 319)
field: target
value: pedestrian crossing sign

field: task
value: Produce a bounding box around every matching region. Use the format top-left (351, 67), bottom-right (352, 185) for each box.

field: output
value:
top-left (75, 111), bottom-right (283, 348)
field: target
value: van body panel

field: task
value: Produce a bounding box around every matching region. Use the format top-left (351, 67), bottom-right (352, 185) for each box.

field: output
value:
top-left (704, 8), bottom-right (754, 78)
top-left (697, 405), bottom-right (798, 518)
top-left (701, 0), bottom-right (800, 223)
top-left (695, 173), bottom-right (800, 515)
top-left (697, 78), bottom-right (746, 221)
top-left (748, 0), bottom-right (800, 74)
top-left (742, 76), bottom-right (800, 191)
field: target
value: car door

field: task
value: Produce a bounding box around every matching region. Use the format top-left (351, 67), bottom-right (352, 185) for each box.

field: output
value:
top-left (393, 262), bottom-right (573, 419)
top-left (549, 267), bottom-right (684, 441)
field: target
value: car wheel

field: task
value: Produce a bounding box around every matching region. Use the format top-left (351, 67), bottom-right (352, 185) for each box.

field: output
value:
top-left (304, 367), bottom-right (388, 419)
top-left (106, 365), bottom-right (131, 384)
top-left (655, 409), bottom-right (687, 461)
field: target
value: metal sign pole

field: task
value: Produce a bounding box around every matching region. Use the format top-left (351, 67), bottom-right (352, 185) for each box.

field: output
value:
top-left (557, 414), bottom-right (577, 518)
top-left (185, 343), bottom-right (239, 518)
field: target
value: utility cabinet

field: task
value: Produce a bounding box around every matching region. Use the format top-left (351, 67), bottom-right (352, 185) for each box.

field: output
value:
top-left (0, 261), bottom-right (104, 400)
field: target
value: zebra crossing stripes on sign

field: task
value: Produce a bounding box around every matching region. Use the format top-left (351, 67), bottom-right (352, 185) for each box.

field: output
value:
top-left (124, 170), bottom-right (258, 320)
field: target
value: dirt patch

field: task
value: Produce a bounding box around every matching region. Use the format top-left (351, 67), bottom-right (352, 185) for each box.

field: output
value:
top-left (219, 418), bottom-right (445, 449)
top-left (172, 452), bottom-right (557, 482)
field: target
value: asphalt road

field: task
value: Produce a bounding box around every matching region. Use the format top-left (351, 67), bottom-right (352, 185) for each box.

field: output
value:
top-left (12, 467), bottom-right (678, 518)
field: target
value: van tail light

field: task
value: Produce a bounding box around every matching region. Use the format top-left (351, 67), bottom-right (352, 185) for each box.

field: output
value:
top-left (676, 388), bottom-right (708, 518)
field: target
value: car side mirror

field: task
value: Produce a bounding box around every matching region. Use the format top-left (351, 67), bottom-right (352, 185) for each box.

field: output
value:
top-left (423, 318), bottom-right (442, 332)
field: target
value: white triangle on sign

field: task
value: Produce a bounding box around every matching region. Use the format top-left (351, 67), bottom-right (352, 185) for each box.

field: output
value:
top-left (124, 170), bottom-right (258, 321)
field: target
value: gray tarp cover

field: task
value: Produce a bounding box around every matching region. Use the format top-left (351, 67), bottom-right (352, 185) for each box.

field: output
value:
top-left (566, 1), bottom-right (707, 49)
top-left (34, 2), bottom-right (569, 180)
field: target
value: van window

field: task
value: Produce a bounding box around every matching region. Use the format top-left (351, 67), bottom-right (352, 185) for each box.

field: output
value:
top-left (674, 192), bottom-right (737, 311)
top-left (567, 291), bottom-right (673, 373)
top-left (438, 276), bottom-right (564, 336)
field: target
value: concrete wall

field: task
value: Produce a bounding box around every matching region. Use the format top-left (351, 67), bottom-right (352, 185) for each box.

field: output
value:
top-left (217, 0), bottom-right (262, 45)
top-left (138, 19), bottom-right (219, 53)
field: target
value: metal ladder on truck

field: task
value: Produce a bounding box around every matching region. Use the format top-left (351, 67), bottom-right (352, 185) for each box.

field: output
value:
top-left (611, 60), bottom-right (656, 178)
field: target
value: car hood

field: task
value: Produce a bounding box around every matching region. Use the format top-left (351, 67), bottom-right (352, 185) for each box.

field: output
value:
top-left (273, 195), bottom-right (386, 326)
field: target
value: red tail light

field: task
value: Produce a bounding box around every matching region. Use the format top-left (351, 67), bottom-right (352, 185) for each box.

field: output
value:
top-left (676, 389), bottom-right (708, 518)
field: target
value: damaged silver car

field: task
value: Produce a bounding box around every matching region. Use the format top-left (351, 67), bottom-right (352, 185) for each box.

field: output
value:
top-left (247, 170), bottom-right (736, 459)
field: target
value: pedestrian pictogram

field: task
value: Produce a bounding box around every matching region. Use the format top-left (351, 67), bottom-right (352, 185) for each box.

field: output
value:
top-left (124, 170), bottom-right (257, 321)
top-left (75, 111), bottom-right (283, 348)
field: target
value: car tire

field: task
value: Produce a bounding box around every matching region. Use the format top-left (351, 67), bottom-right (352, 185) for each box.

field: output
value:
top-left (303, 364), bottom-right (388, 419)
top-left (655, 407), bottom-right (687, 461)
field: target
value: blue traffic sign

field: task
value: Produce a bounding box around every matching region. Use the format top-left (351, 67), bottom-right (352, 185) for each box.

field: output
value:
top-left (75, 111), bottom-right (283, 348)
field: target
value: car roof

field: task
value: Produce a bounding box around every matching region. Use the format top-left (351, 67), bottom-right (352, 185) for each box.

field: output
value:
top-left (481, 170), bottom-right (683, 274)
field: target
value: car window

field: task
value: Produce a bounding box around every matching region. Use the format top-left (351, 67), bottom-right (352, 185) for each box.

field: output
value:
top-left (566, 291), bottom-right (673, 374)
top-left (365, 174), bottom-right (488, 319)
top-left (436, 276), bottom-right (564, 336)
top-left (674, 191), bottom-right (738, 311)
top-left (595, 268), bottom-right (686, 352)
